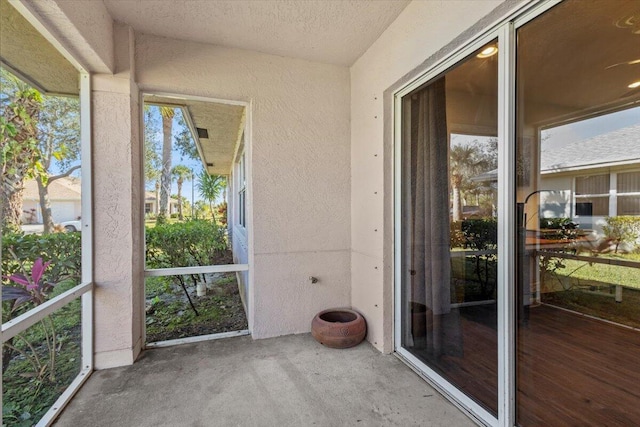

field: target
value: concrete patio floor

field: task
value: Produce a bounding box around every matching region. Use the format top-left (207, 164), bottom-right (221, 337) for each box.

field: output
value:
top-left (54, 334), bottom-right (475, 426)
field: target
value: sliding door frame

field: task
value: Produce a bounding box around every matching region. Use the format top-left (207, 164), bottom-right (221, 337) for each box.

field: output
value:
top-left (392, 1), bottom-right (563, 426)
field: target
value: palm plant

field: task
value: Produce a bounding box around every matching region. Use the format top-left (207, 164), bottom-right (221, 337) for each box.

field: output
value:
top-left (196, 170), bottom-right (226, 221)
top-left (172, 165), bottom-right (192, 220)
top-left (158, 106), bottom-right (175, 224)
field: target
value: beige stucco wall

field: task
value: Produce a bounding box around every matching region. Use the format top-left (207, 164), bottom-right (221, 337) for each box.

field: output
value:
top-left (92, 24), bottom-right (144, 369)
top-left (136, 35), bottom-right (352, 338)
top-left (350, 0), bottom-right (507, 352)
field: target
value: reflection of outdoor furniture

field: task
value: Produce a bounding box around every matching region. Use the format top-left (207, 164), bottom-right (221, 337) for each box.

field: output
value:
top-left (525, 228), bottom-right (594, 250)
top-left (524, 229), bottom-right (596, 306)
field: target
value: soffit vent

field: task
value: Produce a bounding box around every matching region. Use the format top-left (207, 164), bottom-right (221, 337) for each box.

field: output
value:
top-left (196, 127), bottom-right (209, 139)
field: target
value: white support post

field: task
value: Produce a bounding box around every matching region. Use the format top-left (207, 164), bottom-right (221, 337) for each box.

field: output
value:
top-left (615, 285), bottom-right (623, 303)
top-left (80, 71), bottom-right (94, 372)
top-left (497, 21), bottom-right (516, 427)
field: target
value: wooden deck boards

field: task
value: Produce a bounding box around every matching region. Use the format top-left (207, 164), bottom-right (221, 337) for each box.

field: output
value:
top-left (407, 304), bottom-right (640, 426)
top-left (517, 305), bottom-right (640, 426)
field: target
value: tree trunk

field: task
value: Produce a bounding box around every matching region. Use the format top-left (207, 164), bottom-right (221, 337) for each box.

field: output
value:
top-left (1, 89), bottom-right (41, 231)
top-left (37, 176), bottom-right (55, 233)
top-left (159, 113), bottom-right (173, 221)
top-left (155, 180), bottom-right (160, 214)
top-left (177, 178), bottom-right (184, 220)
top-left (452, 177), bottom-right (463, 222)
top-left (1, 185), bottom-right (24, 231)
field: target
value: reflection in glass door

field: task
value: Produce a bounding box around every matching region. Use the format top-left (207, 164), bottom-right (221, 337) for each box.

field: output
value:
top-left (400, 41), bottom-right (499, 415)
top-left (515, 0), bottom-right (640, 424)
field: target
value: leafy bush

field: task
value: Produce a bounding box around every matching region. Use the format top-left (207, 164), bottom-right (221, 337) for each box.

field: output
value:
top-left (450, 221), bottom-right (465, 248)
top-left (217, 202), bottom-right (228, 226)
top-left (2, 232), bottom-right (82, 423)
top-left (602, 216), bottom-right (640, 253)
top-left (146, 219), bottom-right (228, 270)
top-left (2, 232), bottom-right (81, 299)
top-left (452, 218), bottom-right (498, 299)
top-left (460, 218), bottom-right (497, 250)
top-left (145, 219), bottom-right (229, 316)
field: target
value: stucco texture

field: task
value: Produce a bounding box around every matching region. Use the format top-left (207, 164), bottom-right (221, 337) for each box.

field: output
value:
top-left (19, 0), bottom-right (114, 73)
top-left (136, 35), bottom-right (351, 338)
top-left (350, 0), bottom-right (507, 352)
top-left (92, 82), bottom-right (142, 368)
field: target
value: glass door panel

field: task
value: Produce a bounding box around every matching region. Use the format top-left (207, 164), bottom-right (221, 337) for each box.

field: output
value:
top-left (515, 1), bottom-right (640, 424)
top-left (400, 40), bottom-right (499, 415)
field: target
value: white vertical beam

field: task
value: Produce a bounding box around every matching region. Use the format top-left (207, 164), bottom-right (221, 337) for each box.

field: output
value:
top-left (245, 101), bottom-right (254, 333)
top-left (610, 172), bottom-right (617, 217)
top-left (393, 93), bottom-right (402, 351)
top-left (497, 21), bottom-right (516, 427)
top-left (80, 72), bottom-right (93, 371)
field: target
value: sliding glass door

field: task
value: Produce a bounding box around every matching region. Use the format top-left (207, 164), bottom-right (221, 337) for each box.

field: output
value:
top-left (396, 1), bottom-right (640, 425)
top-left (399, 40), bottom-right (499, 417)
top-left (515, 1), bottom-right (640, 425)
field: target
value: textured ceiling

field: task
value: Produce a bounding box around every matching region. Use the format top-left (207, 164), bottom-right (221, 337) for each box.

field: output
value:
top-left (102, 0), bottom-right (410, 66)
top-left (0, 0), bottom-right (78, 95)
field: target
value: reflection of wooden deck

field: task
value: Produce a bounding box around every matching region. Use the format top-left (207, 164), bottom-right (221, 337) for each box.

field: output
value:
top-left (517, 305), bottom-right (640, 426)
top-left (414, 305), bottom-right (640, 425)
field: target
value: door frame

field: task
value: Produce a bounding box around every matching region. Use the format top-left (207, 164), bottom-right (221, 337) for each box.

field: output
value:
top-left (140, 91), bottom-right (254, 347)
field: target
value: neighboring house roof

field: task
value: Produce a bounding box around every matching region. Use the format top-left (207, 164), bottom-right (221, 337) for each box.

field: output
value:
top-left (541, 124), bottom-right (640, 173)
top-left (144, 192), bottom-right (179, 203)
top-left (23, 177), bottom-right (81, 201)
top-left (472, 124), bottom-right (640, 183)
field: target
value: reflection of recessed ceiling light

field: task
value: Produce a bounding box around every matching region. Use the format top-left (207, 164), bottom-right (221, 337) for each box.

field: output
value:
top-left (629, 81), bottom-right (640, 89)
top-left (605, 58), bottom-right (640, 69)
top-left (477, 46), bottom-right (498, 58)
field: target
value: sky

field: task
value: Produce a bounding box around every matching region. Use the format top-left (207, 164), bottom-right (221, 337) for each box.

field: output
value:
top-left (451, 105), bottom-right (639, 151)
top-left (50, 105), bottom-right (224, 205)
top-left (542, 106), bottom-right (640, 151)
top-left (145, 107), bottom-right (207, 204)
top-left (143, 106), bottom-right (229, 205)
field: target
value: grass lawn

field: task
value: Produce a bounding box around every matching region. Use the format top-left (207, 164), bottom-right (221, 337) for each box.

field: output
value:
top-left (542, 252), bottom-right (640, 290)
top-left (540, 252), bottom-right (640, 329)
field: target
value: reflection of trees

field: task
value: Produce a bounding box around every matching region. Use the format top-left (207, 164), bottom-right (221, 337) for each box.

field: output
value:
top-left (461, 218), bottom-right (497, 299)
top-left (450, 138), bottom-right (497, 220)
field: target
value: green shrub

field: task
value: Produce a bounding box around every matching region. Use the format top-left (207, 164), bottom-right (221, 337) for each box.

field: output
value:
top-left (461, 218), bottom-right (497, 250)
top-left (2, 232), bottom-right (81, 289)
top-left (145, 219), bottom-right (227, 269)
top-left (602, 216), bottom-right (640, 253)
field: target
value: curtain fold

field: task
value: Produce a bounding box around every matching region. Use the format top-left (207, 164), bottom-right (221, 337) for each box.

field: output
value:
top-left (403, 77), bottom-right (461, 357)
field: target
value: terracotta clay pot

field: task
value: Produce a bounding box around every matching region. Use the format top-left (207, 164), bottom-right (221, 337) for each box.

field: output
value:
top-left (311, 308), bottom-right (367, 349)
